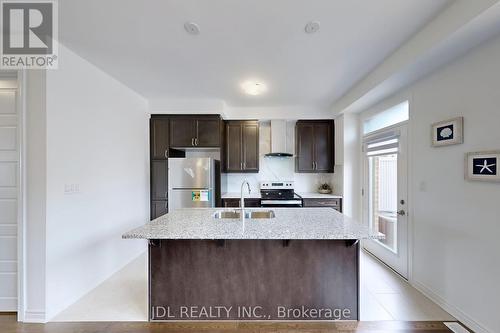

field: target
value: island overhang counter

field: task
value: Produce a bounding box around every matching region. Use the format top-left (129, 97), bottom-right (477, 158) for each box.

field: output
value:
top-left (123, 208), bottom-right (380, 321)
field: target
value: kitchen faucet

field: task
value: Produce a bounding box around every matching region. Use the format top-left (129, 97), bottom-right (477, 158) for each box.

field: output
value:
top-left (240, 180), bottom-right (251, 222)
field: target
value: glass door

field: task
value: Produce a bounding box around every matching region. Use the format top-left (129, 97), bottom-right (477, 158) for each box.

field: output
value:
top-left (363, 124), bottom-right (408, 278)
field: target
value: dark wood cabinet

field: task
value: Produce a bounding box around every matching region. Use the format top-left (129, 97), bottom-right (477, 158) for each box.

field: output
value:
top-left (295, 120), bottom-right (334, 173)
top-left (169, 118), bottom-right (196, 147)
top-left (151, 161), bottom-right (168, 201)
top-left (224, 120), bottom-right (259, 173)
top-left (151, 200), bottom-right (168, 219)
top-left (221, 198), bottom-right (261, 208)
top-left (150, 118), bottom-right (169, 159)
top-left (169, 116), bottom-right (221, 148)
top-left (196, 118), bottom-right (221, 147)
top-left (302, 198), bottom-right (342, 212)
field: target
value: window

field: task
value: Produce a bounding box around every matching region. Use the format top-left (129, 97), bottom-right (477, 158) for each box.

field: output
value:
top-left (363, 101), bottom-right (409, 134)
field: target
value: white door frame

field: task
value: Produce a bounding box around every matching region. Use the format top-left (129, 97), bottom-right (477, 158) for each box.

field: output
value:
top-left (16, 70), bottom-right (26, 321)
top-left (361, 122), bottom-right (409, 278)
top-left (0, 70), bottom-right (24, 317)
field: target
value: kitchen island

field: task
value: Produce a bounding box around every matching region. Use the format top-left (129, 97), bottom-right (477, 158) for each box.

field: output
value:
top-left (123, 208), bottom-right (379, 321)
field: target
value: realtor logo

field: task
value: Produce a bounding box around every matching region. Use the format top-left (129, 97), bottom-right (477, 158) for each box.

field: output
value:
top-left (1, 0), bottom-right (58, 69)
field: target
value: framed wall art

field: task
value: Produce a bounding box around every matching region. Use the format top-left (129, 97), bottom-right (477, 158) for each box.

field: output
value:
top-left (431, 117), bottom-right (463, 147)
top-left (465, 151), bottom-right (500, 182)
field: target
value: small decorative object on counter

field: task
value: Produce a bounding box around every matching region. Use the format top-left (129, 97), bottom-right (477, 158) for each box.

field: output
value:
top-left (318, 183), bottom-right (333, 194)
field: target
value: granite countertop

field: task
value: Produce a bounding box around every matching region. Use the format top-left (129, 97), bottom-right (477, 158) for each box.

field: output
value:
top-left (221, 192), bottom-right (262, 199)
top-left (122, 208), bottom-right (379, 240)
top-left (297, 192), bottom-right (343, 199)
top-left (221, 192), bottom-right (343, 199)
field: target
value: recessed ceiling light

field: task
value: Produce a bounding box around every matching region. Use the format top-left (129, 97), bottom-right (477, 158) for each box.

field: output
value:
top-left (184, 22), bottom-right (200, 35)
top-left (305, 21), bottom-right (320, 34)
top-left (241, 81), bottom-right (267, 96)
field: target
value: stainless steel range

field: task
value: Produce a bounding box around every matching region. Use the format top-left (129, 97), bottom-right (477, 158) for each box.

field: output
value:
top-left (260, 181), bottom-right (303, 207)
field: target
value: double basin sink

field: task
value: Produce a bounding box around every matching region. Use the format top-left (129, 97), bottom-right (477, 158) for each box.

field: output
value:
top-left (213, 210), bottom-right (275, 219)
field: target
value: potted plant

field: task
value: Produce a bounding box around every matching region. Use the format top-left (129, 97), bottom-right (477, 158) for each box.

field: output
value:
top-left (318, 183), bottom-right (332, 194)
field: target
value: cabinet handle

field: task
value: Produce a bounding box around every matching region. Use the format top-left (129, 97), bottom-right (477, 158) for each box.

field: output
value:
top-left (165, 191), bottom-right (168, 200)
top-left (195, 138), bottom-right (198, 146)
top-left (312, 161), bottom-right (315, 170)
top-left (243, 162), bottom-right (246, 169)
top-left (164, 150), bottom-right (168, 159)
top-left (191, 138), bottom-right (194, 146)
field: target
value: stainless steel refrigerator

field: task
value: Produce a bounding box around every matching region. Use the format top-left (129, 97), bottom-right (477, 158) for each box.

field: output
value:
top-left (168, 157), bottom-right (221, 210)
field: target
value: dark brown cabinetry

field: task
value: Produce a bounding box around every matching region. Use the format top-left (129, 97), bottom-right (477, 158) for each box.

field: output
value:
top-left (221, 198), bottom-right (261, 208)
top-left (170, 116), bottom-right (221, 148)
top-left (224, 120), bottom-right (259, 173)
top-left (150, 115), bottom-right (221, 220)
top-left (295, 120), bottom-right (334, 173)
top-left (302, 198), bottom-right (342, 212)
top-left (150, 118), bottom-right (169, 159)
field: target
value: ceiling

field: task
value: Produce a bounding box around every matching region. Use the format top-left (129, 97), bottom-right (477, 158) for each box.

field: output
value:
top-left (59, 0), bottom-right (451, 109)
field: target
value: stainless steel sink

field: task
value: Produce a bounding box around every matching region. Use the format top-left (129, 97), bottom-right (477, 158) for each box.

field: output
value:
top-left (213, 210), bottom-right (241, 219)
top-left (246, 210), bottom-right (275, 219)
top-left (213, 210), bottom-right (275, 219)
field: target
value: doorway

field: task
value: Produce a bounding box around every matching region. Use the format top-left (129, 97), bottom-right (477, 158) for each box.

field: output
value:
top-left (0, 74), bottom-right (19, 312)
top-left (362, 123), bottom-right (408, 278)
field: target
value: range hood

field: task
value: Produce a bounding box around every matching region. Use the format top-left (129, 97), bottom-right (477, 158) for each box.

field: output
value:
top-left (265, 120), bottom-right (293, 157)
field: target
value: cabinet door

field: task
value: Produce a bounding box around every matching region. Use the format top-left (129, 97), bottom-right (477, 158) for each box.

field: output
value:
top-left (151, 161), bottom-right (168, 201)
top-left (296, 123), bottom-right (315, 172)
top-left (170, 118), bottom-right (196, 147)
top-left (196, 118), bottom-right (220, 147)
top-left (245, 198), bottom-right (261, 207)
top-left (314, 122), bottom-right (333, 172)
top-left (223, 199), bottom-right (241, 207)
top-left (150, 118), bottom-right (169, 159)
top-left (225, 123), bottom-right (243, 172)
top-left (242, 122), bottom-right (259, 172)
top-left (151, 200), bottom-right (168, 220)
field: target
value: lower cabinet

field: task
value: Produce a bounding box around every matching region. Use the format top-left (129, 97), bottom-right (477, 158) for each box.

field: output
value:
top-left (151, 200), bottom-right (168, 219)
top-left (302, 198), bottom-right (342, 212)
top-left (222, 198), bottom-right (261, 208)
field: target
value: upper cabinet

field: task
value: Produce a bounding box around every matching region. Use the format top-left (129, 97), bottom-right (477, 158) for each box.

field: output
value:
top-left (223, 120), bottom-right (259, 173)
top-left (295, 120), bottom-right (335, 173)
top-left (170, 115), bottom-right (222, 148)
top-left (150, 118), bottom-right (169, 159)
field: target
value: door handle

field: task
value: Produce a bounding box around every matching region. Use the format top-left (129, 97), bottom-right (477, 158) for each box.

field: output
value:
top-left (397, 210), bottom-right (406, 216)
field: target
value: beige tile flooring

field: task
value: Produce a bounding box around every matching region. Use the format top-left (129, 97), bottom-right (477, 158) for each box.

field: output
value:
top-left (360, 250), bottom-right (454, 321)
top-left (53, 249), bottom-right (454, 322)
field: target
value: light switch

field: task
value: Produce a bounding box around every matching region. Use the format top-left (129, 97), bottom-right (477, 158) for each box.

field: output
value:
top-left (64, 183), bottom-right (81, 195)
top-left (418, 181), bottom-right (427, 192)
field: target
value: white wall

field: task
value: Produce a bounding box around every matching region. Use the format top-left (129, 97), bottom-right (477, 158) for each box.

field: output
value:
top-left (44, 45), bottom-right (149, 320)
top-left (357, 33), bottom-right (500, 333)
top-left (223, 121), bottom-right (342, 194)
top-left (339, 113), bottom-right (361, 220)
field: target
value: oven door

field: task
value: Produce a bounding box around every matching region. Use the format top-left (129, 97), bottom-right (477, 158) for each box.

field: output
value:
top-left (260, 199), bottom-right (303, 208)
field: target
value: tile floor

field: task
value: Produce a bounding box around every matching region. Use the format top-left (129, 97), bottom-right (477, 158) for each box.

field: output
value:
top-left (360, 250), bottom-right (454, 321)
top-left (53, 249), bottom-right (454, 322)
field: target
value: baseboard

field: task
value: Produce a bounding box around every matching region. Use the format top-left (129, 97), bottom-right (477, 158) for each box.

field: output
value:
top-left (411, 280), bottom-right (490, 333)
top-left (23, 310), bottom-right (46, 323)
